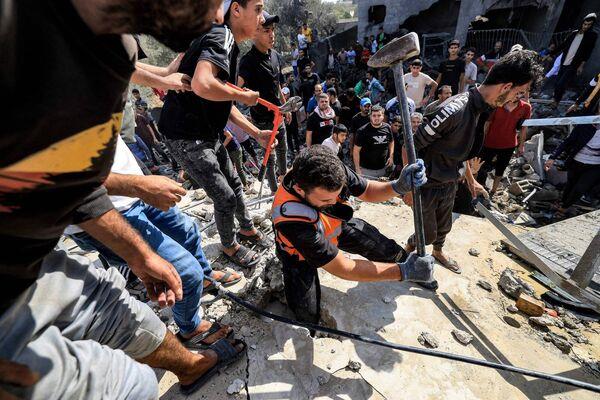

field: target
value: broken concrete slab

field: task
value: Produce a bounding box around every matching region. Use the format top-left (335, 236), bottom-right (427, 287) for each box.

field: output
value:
top-left (158, 201), bottom-right (600, 400)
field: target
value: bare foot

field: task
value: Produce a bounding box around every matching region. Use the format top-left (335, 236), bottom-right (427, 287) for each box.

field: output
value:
top-left (176, 339), bottom-right (245, 385)
top-left (204, 270), bottom-right (241, 288)
top-left (432, 249), bottom-right (461, 273)
top-left (404, 243), bottom-right (416, 254)
top-left (180, 320), bottom-right (232, 342)
top-left (238, 227), bottom-right (258, 237)
top-left (222, 243), bottom-right (241, 258)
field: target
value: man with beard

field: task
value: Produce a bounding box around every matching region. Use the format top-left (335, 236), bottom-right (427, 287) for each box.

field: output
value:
top-left (353, 105), bottom-right (394, 178)
top-left (160, 0), bottom-right (274, 270)
top-left (549, 13), bottom-right (598, 105)
top-left (1, 0), bottom-right (239, 398)
top-left (402, 51), bottom-right (543, 280)
top-left (271, 146), bottom-right (433, 323)
top-left (306, 93), bottom-right (336, 146)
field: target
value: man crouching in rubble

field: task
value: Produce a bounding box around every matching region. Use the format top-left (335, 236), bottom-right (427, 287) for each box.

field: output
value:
top-left (272, 145), bottom-right (434, 323)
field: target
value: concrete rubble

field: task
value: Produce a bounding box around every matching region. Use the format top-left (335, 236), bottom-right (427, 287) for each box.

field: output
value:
top-left (476, 279), bottom-right (493, 292)
top-left (498, 268), bottom-right (535, 299)
top-left (226, 379), bottom-right (246, 395)
top-left (417, 331), bottom-right (439, 348)
top-left (451, 329), bottom-right (474, 345)
top-left (482, 104), bottom-right (600, 227)
top-left (65, 193), bottom-right (599, 399)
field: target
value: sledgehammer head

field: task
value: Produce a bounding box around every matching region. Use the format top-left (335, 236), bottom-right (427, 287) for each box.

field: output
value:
top-left (368, 32), bottom-right (420, 68)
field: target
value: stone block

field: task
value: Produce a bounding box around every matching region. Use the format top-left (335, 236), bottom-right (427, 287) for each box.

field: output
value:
top-left (515, 293), bottom-right (545, 316)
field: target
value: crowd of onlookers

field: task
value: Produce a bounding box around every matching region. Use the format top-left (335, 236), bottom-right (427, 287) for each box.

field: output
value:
top-left (133, 13), bottom-right (599, 221)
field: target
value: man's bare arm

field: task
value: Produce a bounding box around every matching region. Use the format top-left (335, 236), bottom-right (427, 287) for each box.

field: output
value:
top-left (192, 61), bottom-right (257, 104)
top-left (104, 174), bottom-right (187, 211)
top-left (322, 252), bottom-right (400, 281)
top-left (353, 145), bottom-right (361, 173)
top-left (131, 66), bottom-right (191, 91)
top-left (136, 54), bottom-right (183, 77)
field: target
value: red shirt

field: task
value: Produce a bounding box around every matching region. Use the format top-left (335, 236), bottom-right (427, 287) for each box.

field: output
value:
top-left (484, 100), bottom-right (532, 149)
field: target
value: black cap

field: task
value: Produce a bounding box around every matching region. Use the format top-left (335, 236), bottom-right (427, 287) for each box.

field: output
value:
top-left (262, 11), bottom-right (280, 26)
top-left (448, 39), bottom-right (460, 47)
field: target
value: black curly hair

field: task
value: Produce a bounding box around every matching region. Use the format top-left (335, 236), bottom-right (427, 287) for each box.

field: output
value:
top-left (291, 146), bottom-right (346, 193)
top-left (483, 49), bottom-right (544, 90)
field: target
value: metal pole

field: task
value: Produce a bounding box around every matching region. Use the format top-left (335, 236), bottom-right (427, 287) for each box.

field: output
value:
top-left (392, 64), bottom-right (426, 256)
top-left (570, 230), bottom-right (600, 289)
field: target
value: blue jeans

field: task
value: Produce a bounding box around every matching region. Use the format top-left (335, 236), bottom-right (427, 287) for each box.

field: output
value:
top-left (71, 201), bottom-right (211, 335)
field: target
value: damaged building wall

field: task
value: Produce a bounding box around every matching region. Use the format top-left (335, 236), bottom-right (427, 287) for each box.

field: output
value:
top-left (356, 0), bottom-right (440, 41)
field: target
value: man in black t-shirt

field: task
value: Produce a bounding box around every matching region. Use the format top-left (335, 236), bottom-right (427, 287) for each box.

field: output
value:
top-left (353, 105), bottom-right (394, 178)
top-left (348, 97), bottom-right (371, 165)
top-left (435, 39), bottom-right (465, 97)
top-left (327, 88), bottom-right (342, 123)
top-left (299, 64), bottom-right (320, 107)
top-left (272, 146), bottom-right (432, 323)
top-left (1, 0), bottom-right (239, 398)
top-left (238, 11), bottom-right (288, 194)
top-left (306, 93), bottom-right (336, 146)
top-left (160, 2), bottom-right (274, 269)
top-left (339, 88), bottom-right (361, 127)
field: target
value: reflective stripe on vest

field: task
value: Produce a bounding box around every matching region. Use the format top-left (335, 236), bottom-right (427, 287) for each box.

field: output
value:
top-left (272, 184), bottom-right (343, 259)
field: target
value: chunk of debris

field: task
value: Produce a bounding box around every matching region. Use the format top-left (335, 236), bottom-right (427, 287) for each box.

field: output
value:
top-left (382, 296), bottom-right (392, 304)
top-left (477, 279), bottom-right (493, 292)
top-left (260, 219), bottom-right (271, 230)
top-left (317, 375), bottom-right (329, 385)
top-left (512, 212), bottom-right (536, 226)
top-left (191, 189), bottom-right (207, 201)
top-left (468, 248), bottom-right (480, 257)
top-left (418, 332), bottom-right (439, 348)
top-left (252, 214), bottom-right (266, 225)
top-left (452, 329), bottom-right (474, 345)
top-left (508, 180), bottom-right (532, 196)
top-left (544, 332), bottom-right (573, 354)
top-left (498, 268), bottom-right (535, 299)
top-left (529, 315), bottom-right (558, 328)
top-left (348, 360), bottom-right (362, 372)
top-left (562, 314), bottom-right (579, 330)
top-left (531, 189), bottom-right (559, 202)
top-left (226, 378), bottom-right (246, 395)
top-left (507, 305), bottom-right (518, 313)
top-left (515, 293), bottom-right (545, 316)
top-left (503, 316), bottom-right (521, 328)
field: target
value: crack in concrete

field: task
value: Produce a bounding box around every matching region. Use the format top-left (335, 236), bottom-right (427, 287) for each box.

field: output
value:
top-left (356, 370), bottom-right (388, 399)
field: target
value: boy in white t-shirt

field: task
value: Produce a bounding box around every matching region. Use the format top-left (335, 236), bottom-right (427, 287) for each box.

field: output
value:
top-left (322, 124), bottom-right (348, 158)
top-left (463, 47), bottom-right (478, 92)
top-left (403, 59), bottom-right (437, 109)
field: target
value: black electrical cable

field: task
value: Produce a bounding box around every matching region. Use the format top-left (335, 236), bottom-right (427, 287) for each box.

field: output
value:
top-left (212, 283), bottom-right (600, 393)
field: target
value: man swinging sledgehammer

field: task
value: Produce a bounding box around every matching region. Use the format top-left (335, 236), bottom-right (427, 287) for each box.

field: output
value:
top-left (272, 145), bottom-right (434, 323)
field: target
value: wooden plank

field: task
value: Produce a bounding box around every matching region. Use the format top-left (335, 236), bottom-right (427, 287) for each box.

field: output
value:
top-left (476, 203), bottom-right (600, 312)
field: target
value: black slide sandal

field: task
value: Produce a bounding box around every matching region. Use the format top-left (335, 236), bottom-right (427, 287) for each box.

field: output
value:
top-left (179, 338), bottom-right (247, 395)
top-left (176, 321), bottom-right (233, 350)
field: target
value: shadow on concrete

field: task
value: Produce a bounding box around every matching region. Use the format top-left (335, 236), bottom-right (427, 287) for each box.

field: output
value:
top-left (244, 302), bottom-right (377, 400)
top-left (434, 292), bottom-right (600, 398)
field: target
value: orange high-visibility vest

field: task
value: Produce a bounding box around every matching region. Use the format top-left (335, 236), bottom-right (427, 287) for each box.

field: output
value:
top-left (271, 184), bottom-right (343, 261)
